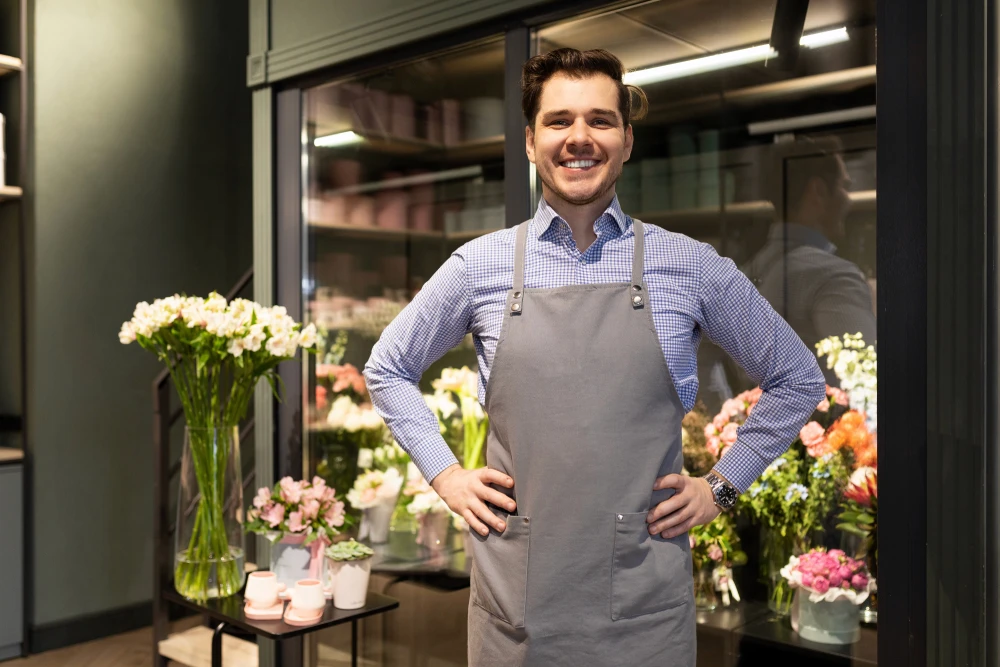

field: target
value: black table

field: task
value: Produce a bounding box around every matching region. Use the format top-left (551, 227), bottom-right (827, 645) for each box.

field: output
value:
top-left (162, 588), bottom-right (399, 667)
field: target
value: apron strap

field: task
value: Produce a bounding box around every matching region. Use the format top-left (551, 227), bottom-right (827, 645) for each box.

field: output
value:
top-left (630, 219), bottom-right (646, 309)
top-left (510, 220), bottom-right (529, 315)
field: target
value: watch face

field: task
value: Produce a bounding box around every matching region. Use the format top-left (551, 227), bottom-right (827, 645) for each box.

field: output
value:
top-left (716, 484), bottom-right (739, 508)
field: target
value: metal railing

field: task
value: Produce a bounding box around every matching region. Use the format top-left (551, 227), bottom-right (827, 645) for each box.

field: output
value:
top-left (152, 267), bottom-right (256, 663)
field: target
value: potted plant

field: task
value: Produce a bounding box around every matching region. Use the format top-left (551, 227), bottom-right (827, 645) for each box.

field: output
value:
top-left (326, 539), bottom-right (375, 610)
top-left (780, 548), bottom-right (876, 644)
top-left (245, 476), bottom-right (350, 590)
top-left (346, 466), bottom-right (404, 544)
top-left (120, 293), bottom-right (316, 602)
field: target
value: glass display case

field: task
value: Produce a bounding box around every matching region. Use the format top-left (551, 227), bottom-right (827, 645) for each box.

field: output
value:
top-left (288, 1), bottom-right (879, 664)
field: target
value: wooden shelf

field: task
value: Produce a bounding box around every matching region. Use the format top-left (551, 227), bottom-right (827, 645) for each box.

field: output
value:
top-left (158, 625), bottom-right (258, 667)
top-left (308, 221), bottom-right (500, 242)
top-left (0, 186), bottom-right (22, 202)
top-left (0, 54), bottom-right (22, 77)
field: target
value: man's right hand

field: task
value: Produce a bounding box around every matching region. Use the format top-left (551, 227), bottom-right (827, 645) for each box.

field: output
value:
top-left (431, 463), bottom-right (516, 536)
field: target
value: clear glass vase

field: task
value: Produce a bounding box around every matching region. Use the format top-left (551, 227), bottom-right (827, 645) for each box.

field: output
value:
top-left (761, 526), bottom-right (800, 616)
top-left (174, 426), bottom-right (245, 601)
top-left (694, 564), bottom-right (718, 611)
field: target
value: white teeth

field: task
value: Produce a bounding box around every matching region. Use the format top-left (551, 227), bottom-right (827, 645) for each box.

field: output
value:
top-left (563, 160), bottom-right (597, 169)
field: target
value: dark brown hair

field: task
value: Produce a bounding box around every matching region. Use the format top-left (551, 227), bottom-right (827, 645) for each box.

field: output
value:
top-left (521, 48), bottom-right (648, 128)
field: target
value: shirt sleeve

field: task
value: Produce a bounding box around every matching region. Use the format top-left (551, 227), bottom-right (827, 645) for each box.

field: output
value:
top-left (695, 242), bottom-right (827, 494)
top-left (363, 250), bottom-right (473, 483)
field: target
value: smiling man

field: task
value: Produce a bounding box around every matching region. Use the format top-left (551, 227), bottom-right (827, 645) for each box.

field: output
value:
top-left (364, 49), bottom-right (825, 666)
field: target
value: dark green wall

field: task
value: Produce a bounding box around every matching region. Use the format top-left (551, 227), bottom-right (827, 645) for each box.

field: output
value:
top-left (27, 0), bottom-right (251, 625)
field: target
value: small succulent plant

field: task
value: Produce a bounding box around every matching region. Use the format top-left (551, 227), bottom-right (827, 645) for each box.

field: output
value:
top-left (326, 538), bottom-right (375, 562)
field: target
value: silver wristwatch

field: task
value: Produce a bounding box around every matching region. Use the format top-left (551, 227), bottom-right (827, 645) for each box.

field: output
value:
top-left (704, 470), bottom-right (739, 511)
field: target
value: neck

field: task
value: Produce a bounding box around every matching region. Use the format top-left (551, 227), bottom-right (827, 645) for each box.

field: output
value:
top-left (543, 188), bottom-right (617, 252)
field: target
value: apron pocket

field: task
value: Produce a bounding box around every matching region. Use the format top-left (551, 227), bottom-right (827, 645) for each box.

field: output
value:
top-left (469, 511), bottom-right (531, 628)
top-left (611, 511), bottom-right (692, 621)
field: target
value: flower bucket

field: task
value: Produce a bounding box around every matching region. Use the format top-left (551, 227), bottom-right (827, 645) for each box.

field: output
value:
top-left (416, 512), bottom-right (450, 553)
top-left (328, 558), bottom-right (373, 610)
top-left (270, 533), bottom-right (328, 590)
top-left (791, 590), bottom-right (861, 644)
top-left (360, 501), bottom-right (394, 544)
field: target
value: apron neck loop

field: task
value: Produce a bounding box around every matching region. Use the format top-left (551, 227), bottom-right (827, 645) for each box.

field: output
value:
top-left (510, 221), bottom-right (529, 315)
top-left (630, 219), bottom-right (645, 309)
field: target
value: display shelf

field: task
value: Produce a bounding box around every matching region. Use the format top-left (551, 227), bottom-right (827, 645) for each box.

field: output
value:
top-left (0, 54), bottom-right (22, 77)
top-left (327, 165), bottom-right (482, 197)
top-left (0, 448), bottom-right (23, 464)
top-left (0, 186), bottom-right (23, 202)
top-left (734, 603), bottom-right (877, 667)
top-left (308, 221), bottom-right (501, 242)
top-left (314, 130), bottom-right (504, 162)
top-left (158, 625), bottom-right (258, 667)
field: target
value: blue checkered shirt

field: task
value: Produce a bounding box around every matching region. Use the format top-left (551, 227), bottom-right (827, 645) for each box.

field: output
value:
top-left (364, 197), bottom-right (826, 493)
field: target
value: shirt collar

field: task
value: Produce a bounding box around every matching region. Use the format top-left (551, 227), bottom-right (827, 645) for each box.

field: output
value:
top-left (767, 223), bottom-right (838, 254)
top-left (531, 196), bottom-right (631, 240)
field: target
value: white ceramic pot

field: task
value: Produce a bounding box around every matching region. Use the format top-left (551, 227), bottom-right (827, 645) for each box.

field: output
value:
top-left (361, 501), bottom-right (395, 544)
top-left (791, 589), bottom-right (861, 644)
top-left (329, 558), bottom-right (372, 610)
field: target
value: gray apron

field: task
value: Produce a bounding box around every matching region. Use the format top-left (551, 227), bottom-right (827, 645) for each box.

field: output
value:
top-left (467, 219), bottom-right (696, 666)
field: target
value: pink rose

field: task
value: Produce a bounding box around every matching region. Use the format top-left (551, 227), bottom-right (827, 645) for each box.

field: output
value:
top-left (812, 577), bottom-right (830, 594)
top-left (262, 502), bottom-right (285, 528)
top-left (838, 565), bottom-right (853, 581)
top-left (851, 574), bottom-right (868, 591)
top-left (720, 399), bottom-right (742, 419)
top-left (829, 572), bottom-right (843, 587)
top-left (720, 422), bottom-right (739, 446)
top-left (828, 387), bottom-right (849, 406)
top-left (747, 387), bottom-right (763, 405)
top-left (708, 544), bottom-right (723, 561)
top-left (253, 486), bottom-right (272, 509)
top-left (815, 397), bottom-right (830, 412)
top-left (302, 498), bottom-right (320, 521)
top-left (801, 573), bottom-right (814, 588)
top-left (288, 511), bottom-right (305, 533)
top-left (324, 500), bottom-right (345, 527)
top-left (828, 549), bottom-right (845, 559)
top-left (799, 421), bottom-right (826, 451)
top-left (705, 436), bottom-right (721, 458)
top-left (279, 477), bottom-right (303, 504)
top-left (705, 421), bottom-right (720, 438)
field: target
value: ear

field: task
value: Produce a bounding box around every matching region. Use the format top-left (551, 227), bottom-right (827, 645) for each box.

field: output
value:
top-left (525, 124), bottom-right (536, 164)
top-left (623, 124), bottom-right (634, 163)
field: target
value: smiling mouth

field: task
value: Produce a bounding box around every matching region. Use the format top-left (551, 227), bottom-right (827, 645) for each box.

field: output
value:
top-left (560, 159), bottom-right (600, 170)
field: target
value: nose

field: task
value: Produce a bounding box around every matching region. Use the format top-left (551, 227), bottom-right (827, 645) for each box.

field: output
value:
top-left (566, 117), bottom-right (593, 151)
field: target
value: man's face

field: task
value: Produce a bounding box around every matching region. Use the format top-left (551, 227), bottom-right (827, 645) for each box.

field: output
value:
top-left (526, 72), bottom-right (634, 208)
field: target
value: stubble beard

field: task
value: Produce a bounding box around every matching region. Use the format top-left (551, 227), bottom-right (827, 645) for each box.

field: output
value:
top-left (538, 159), bottom-right (624, 208)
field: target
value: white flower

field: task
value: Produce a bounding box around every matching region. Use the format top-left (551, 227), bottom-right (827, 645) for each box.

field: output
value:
top-left (347, 467), bottom-right (404, 509)
top-left (227, 338), bottom-right (245, 357)
top-left (118, 321), bottom-right (136, 344)
top-left (432, 366), bottom-right (478, 397)
top-left (326, 396), bottom-right (357, 429)
top-left (424, 391), bottom-right (458, 420)
top-left (406, 487), bottom-right (449, 516)
top-left (298, 323), bottom-right (317, 348)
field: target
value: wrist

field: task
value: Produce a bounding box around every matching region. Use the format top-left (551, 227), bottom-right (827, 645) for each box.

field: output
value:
top-left (430, 463), bottom-right (461, 492)
top-left (703, 470), bottom-right (739, 511)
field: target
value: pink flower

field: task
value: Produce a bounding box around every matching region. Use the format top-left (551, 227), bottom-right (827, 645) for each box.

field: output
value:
top-left (720, 422), bottom-right (739, 446)
top-left (838, 565), bottom-right (853, 581)
top-left (307, 477), bottom-right (328, 502)
top-left (828, 387), bottom-right (849, 406)
top-left (322, 486), bottom-right (338, 503)
top-left (829, 571), bottom-right (844, 587)
top-left (324, 500), bottom-right (346, 527)
top-left (262, 503), bottom-right (285, 528)
top-left (828, 549), bottom-right (845, 559)
top-left (812, 577), bottom-right (830, 594)
top-left (747, 387), bottom-right (763, 405)
top-left (315, 385), bottom-right (328, 411)
top-left (706, 436), bottom-right (722, 458)
top-left (302, 498), bottom-right (320, 521)
top-left (360, 487), bottom-right (377, 505)
top-left (689, 535), bottom-right (697, 549)
top-left (815, 397), bottom-right (830, 413)
top-left (799, 421), bottom-right (827, 456)
top-left (279, 477), bottom-right (303, 504)
top-left (851, 574), bottom-right (868, 591)
top-left (253, 486), bottom-right (272, 509)
top-left (708, 544), bottom-right (723, 561)
top-left (801, 573), bottom-right (814, 588)
top-left (720, 399), bottom-right (742, 420)
top-left (712, 414), bottom-right (729, 432)
top-left (288, 511), bottom-right (305, 533)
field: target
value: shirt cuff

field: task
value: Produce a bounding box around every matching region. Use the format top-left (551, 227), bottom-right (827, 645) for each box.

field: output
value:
top-left (409, 442), bottom-right (460, 485)
top-left (711, 444), bottom-right (772, 496)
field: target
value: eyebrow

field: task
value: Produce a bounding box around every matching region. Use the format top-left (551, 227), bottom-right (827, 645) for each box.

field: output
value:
top-left (540, 108), bottom-right (620, 123)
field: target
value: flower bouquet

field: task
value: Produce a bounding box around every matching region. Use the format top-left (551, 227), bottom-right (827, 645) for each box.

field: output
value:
top-left (120, 293), bottom-right (315, 601)
top-left (404, 471), bottom-right (451, 554)
top-left (781, 548), bottom-right (876, 644)
top-left (427, 366), bottom-right (488, 470)
top-left (245, 476), bottom-right (349, 589)
top-left (347, 467), bottom-right (404, 544)
top-left (325, 539), bottom-right (376, 610)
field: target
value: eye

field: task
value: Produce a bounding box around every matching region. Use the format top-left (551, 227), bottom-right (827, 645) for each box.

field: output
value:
top-left (593, 119), bottom-right (611, 126)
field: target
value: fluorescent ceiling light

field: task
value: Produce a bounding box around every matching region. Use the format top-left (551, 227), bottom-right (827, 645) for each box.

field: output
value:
top-left (747, 104), bottom-right (875, 135)
top-left (623, 27), bottom-right (850, 87)
top-left (314, 130), bottom-right (363, 148)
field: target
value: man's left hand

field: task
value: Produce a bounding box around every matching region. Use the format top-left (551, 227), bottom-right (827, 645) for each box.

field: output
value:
top-left (646, 474), bottom-right (721, 538)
